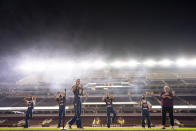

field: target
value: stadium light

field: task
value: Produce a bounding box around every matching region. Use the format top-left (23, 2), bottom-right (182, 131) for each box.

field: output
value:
top-left (143, 60), bottom-right (157, 67)
top-left (18, 57), bottom-right (196, 73)
top-left (158, 59), bottom-right (173, 67)
top-left (176, 58), bottom-right (189, 67)
top-left (110, 61), bottom-right (126, 68)
top-left (128, 60), bottom-right (140, 68)
top-left (79, 61), bottom-right (92, 69)
top-left (18, 61), bottom-right (46, 72)
top-left (93, 60), bottom-right (107, 69)
top-left (47, 61), bottom-right (75, 72)
top-left (189, 58), bottom-right (196, 67)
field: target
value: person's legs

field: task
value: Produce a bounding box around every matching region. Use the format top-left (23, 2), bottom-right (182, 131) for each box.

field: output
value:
top-left (62, 107), bottom-right (65, 128)
top-left (76, 101), bottom-right (82, 128)
top-left (146, 112), bottom-right (151, 128)
top-left (141, 113), bottom-right (145, 128)
top-left (29, 108), bottom-right (33, 119)
top-left (58, 106), bottom-right (63, 128)
top-left (168, 107), bottom-right (174, 127)
top-left (111, 107), bottom-right (116, 122)
top-left (68, 103), bottom-right (77, 126)
top-left (24, 108), bottom-right (30, 128)
top-left (68, 115), bottom-right (76, 126)
top-left (162, 107), bottom-right (167, 127)
top-left (107, 107), bottom-right (111, 128)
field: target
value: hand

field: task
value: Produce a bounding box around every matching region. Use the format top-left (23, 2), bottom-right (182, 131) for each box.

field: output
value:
top-left (166, 96), bottom-right (172, 99)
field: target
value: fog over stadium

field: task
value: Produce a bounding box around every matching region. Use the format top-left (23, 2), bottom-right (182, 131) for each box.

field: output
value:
top-left (0, 0), bottom-right (196, 82)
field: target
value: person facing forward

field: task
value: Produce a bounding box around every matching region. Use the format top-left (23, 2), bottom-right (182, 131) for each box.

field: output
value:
top-left (160, 85), bottom-right (174, 129)
top-left (24, 95), bottom-right (36, 128)
top-left (139, 95), bottom-right (152, 128)
top-left (68, 79), bottom-right (83, 129)
top-left (102, 93), bottom-right (116, 128)
top-left (54, 91), bottom-right (66, 129)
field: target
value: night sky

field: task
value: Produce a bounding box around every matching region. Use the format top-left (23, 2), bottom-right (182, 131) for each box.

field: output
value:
top-left (0, 0), bottom-right (196, 81)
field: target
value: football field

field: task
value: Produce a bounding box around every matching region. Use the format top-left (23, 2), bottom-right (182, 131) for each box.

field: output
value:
top-left (0, 127), bottom-right (195, 131)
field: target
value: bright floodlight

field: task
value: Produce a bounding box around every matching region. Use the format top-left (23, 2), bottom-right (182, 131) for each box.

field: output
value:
top-left (110, 61), bottom-right (126, 68)
top-left (189, 59), bottom-right (196, 67)
top-left (158, 59), bottom-right (173, 67)
top-left (93, 60), bottom-right (107, 69)
top-left (79, 61), bottom-right (92, 69)
top-left (176, 58), bottom-right (189, 67)
top-left (128, 60), bottom-right (140, 67)
top-left (18, 61), bottom-right (46, 72)
top-left (47, 61), bottom-right (74, 72)
top-left (143, 60), bottom-right (157, 67)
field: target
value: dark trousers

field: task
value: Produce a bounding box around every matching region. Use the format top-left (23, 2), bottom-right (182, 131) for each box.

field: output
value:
top-left (58, 105), bottom-right (65, 128)
top-left (107, 106), bottom-right (116, 128)
top-left (68, 100), bottom-right (82, 128)
top-left (141, 110), bottom-right (151, 128)
top-left (162, 106), bottom-right (174, 126)
top-left (25, 107), bottom-right (33, 127)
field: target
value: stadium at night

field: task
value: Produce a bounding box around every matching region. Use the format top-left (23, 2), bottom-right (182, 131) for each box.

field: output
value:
top-left (0, 0), bottom-right (196, 131)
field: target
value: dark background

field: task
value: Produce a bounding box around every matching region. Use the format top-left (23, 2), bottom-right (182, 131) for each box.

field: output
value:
top-left (0, 0), bottom-right (196, 81)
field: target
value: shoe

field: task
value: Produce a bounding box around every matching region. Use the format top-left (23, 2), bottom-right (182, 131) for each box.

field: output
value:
top-left (68, 124), bottom-right (72, 129)
top-left (162, 126), bottom-right (166, 129)
top-left (24, 126), bottom-right (28, 128)
top-left (77, 126), bottom-right (83, 129)
top-left (171, 126), bottom-right (174, 129)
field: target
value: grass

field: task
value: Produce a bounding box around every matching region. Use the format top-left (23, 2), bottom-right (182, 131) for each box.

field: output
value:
top-left (0, 127), bottom-right (196, 131)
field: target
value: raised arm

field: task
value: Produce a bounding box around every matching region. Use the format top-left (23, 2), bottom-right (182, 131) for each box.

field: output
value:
top-left (102, 95), bottom-right (106, 102)
top-left (24, 97), bottom-right (28, 103)
top-left (54, 92), bottom-right (60, 100)
top-left (80, 85), bottom-right (84, 96)
top-left (111, 95), bottom-right (114, 100)
top-left (32, 96), bottom-right (36, 101)
top-left (148, 101), bottom-right (152, 110)
top-left (24, 94), bottom-right (30, 103)
top-left (32, 96), bottom-right (36, 105)
top-left (72, 85), bottom-right (77, 93)
top-left (139, 99), bottom-right (142, 107)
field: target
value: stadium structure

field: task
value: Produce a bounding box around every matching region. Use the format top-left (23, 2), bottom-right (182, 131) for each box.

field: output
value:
top-left (0, 60), bottom-right (196, 130)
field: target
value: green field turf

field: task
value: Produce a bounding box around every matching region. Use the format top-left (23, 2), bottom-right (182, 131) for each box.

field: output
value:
top-left (0, 127), bottom-right (196, 131)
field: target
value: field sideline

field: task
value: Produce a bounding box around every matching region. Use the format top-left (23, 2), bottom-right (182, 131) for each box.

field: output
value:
top-left (0, 127), bottom-right (196, 131)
